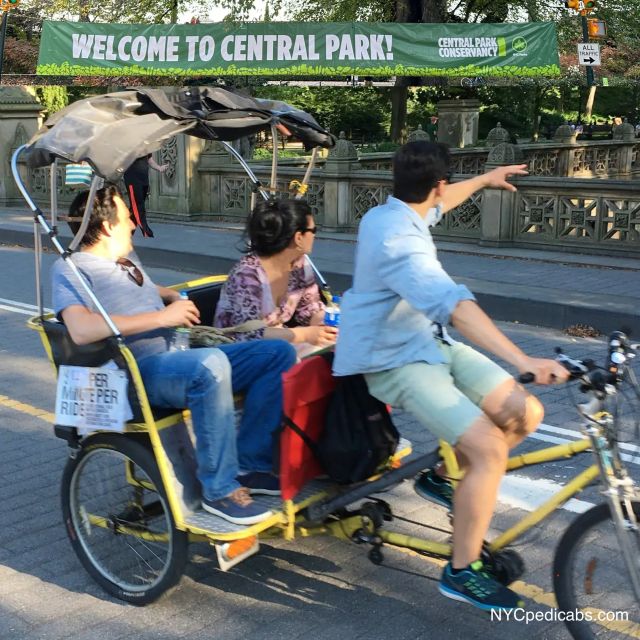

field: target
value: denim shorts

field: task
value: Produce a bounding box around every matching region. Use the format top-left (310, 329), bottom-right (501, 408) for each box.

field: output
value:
top-left (365, 341), bottom-right (512, 444)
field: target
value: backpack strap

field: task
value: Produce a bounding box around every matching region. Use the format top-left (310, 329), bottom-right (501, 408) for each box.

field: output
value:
top-left (282, 415), bottom-right (321, 458)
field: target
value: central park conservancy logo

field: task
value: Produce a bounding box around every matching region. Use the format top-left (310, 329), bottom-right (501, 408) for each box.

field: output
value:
top-left (512, 36), bottom-right (528, 52)
top-left (438, 36), bottom-right (507, 58)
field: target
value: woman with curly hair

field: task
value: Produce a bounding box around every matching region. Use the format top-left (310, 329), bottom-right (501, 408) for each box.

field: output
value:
top-left (214, 199), bottom-right (337, 354)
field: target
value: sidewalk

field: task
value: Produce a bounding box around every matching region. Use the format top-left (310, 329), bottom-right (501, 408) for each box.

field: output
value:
top-left (1, 207), bottom-right (639, 334)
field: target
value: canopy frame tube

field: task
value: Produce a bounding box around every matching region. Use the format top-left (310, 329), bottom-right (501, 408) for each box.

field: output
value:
top-left (11, 145), bottom-right (121, 338)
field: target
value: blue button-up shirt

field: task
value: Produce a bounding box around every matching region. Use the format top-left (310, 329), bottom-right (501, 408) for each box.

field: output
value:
top-left (333, 196), bottom-right (476, 376)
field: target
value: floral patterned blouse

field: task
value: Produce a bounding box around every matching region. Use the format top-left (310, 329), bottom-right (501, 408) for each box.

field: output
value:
top-left (214, 253), bottom-right (325, 341)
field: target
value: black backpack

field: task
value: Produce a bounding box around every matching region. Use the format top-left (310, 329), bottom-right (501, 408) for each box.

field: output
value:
top-left (281, 353), bottom-right (400, 486)
top-left (315, 373), bottom-right (400, 484)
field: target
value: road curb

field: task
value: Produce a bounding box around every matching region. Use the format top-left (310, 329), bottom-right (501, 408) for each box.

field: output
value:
top-left (3, 227), bottom-right (638, 336)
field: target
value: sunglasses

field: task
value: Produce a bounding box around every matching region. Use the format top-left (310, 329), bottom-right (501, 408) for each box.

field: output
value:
top-left (302, 226), bottom-right (318, 235)
top-left (117, 257), bottom-right (144, 287)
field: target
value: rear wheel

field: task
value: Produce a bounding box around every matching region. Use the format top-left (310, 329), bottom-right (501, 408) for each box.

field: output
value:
top-left (61, 433), bottom-right (188, 605)
top-left (553, 501), bottom-right (640, 639)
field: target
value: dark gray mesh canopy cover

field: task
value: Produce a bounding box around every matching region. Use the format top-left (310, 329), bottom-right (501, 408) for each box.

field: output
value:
top-left (26, 86), bottom-right (335, 182)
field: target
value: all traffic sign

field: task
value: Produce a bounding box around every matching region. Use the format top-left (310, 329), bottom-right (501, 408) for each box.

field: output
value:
top-left (577, 42), bottom-right (600, 66)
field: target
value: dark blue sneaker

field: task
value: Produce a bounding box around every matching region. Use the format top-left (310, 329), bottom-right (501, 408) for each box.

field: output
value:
top-left (202, 488), bottom-right (273, 525)
top-left (238, 471), bottom-right (281, 496)
top-left (439, 561), bottom-right (524, 611)
top-left (414, 469), bottom-right (454, 509)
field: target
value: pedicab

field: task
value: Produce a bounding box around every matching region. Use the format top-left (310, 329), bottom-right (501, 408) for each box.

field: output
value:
top-left (10, 85), bottom-right (427, 604)
top-left (12, 87), bottom-right (640, 640)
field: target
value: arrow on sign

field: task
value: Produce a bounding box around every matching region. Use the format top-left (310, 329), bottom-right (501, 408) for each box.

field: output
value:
top-left (582, 56), bottom-right (595, 64)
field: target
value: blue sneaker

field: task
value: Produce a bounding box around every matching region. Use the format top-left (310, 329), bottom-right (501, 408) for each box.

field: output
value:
top-left (238, 471), bottom-right (281, 496)
top-left (414, 469), bottom-right (454, 509)
top-left (202, 488), bottom-right (273, 525)
top-left (439, 561), bottom-right (524, 611)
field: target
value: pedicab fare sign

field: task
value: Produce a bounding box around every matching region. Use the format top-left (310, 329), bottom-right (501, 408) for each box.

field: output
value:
top-left (37, 21), bottom-right (560, 78)
top-left (55, 365), bottom-right (132, 433)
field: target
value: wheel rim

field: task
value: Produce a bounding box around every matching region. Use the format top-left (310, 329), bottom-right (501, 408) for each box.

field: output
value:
top-left (69, 447), bottom-right (175, 593)
top-left (563, 514), bottom-right (640, 638)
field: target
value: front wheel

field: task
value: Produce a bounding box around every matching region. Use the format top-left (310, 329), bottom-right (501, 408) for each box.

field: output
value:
top-left (61, 433), bottom-right (188, 605)
top-left (553, 500), bottom-right (640, 639)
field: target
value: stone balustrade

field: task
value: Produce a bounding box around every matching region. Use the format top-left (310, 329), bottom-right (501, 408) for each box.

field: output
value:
top-left (9, 114), bottom-right (640, 258)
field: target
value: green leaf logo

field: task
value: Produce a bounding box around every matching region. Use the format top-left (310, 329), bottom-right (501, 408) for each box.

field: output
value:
top-left (512, 37), bottom-right (528, 53)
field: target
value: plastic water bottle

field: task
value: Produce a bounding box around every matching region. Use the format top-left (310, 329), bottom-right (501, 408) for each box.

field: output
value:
top-left (324, 295), bottom-right (341, 328)
top-left (170, 290), bottom-right (191, 351)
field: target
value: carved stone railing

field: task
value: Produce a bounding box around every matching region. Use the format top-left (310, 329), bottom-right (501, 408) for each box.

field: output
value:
top-left (16, 136), bottom-right (640, 258)
top-left (197, 161), bottom-right (326, 225)
top-left (357, 140), bottom-right (640, 179)
top-left (507, 178), bottom-right (640, 255)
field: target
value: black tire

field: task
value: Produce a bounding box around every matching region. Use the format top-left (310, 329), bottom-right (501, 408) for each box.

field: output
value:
top-left (553, 501), bottom-right (640, 639)
top-left (61, 433), bottom-right (188, 605)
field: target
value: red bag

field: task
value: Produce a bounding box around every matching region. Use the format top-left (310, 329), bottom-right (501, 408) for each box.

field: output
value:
top-left (279, 354), bottom-right (335, 500)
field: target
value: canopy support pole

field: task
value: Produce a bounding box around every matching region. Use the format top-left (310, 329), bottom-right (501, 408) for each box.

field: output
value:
top-left (220, 141), bottom-right (270, 202)
top-left (11, 146), bottom-right (121, 338)
top-left (270, 124), bottom-right (278, 194)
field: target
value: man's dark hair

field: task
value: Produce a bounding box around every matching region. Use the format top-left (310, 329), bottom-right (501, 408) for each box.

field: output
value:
top-left (392, 141), bottom-right (451, 203)
top-left (246, 198), bottom-right (313, 257)
top-left (68, 184), bottom-right (122, 247)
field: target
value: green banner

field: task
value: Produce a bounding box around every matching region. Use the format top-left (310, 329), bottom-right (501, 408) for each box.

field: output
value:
top-left (37, 20), bottom-right (560, 78)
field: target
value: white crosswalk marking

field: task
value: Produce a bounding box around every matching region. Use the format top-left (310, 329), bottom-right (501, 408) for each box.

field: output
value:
top-left (0, 296), bottom-right (52, 314)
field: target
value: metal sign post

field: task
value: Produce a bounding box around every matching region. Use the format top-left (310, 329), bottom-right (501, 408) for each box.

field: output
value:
top-left (580, 15), bottom-right (596, 86)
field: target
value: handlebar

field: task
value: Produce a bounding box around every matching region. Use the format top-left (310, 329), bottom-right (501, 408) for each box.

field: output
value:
top-left (517, 331), bottom-right (638, 391)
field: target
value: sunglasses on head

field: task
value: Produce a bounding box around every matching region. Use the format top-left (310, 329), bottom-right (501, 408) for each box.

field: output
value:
top-left (117, 257), bottom-right (144, 287)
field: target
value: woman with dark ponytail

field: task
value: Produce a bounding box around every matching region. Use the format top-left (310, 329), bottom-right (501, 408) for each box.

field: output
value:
top-left (214, 198), bottom-right (337, 352)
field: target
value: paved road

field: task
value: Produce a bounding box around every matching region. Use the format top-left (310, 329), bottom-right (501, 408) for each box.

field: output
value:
top-left (1, 244), bottom-right (639, 640)
top-left (2, 208), bottom-right (640, 334)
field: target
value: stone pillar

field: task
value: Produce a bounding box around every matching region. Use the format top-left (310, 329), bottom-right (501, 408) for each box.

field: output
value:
top-left (436, 99), bottom-right (481, 148)
top-left (406, 125), bottom-right (431, 143)
top-left (479, 143), bottom-right (523, 247)
top-left (322, 132), bottom-right (359, 231)
top-left (148, 133), bottom-right (206, 221)
top-left (485, 122), bottom-right (511, 148)
top-left (553, 124), bottom-right (577, 177)
top-left (612, 122), bottom-right (636, 179)
top-left (196, 140), bottom-right (232, 216)
top-left (0, 87), bottom-right (44, 207)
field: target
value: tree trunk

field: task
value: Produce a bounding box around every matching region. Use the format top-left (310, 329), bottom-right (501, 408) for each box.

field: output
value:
top-left (79, 0), bottom-right (90, 21)
top-left (391, 83), bottom-right (409, 143)
top-left (584, 86), bottom-right (597, 121)
top-left (525, 0), bottom-right (540, 21)
top-left (422, 0), bottom-right (445, 22)
top-left (530, 86), bottom-right (543, 141)
top-left (390, 0), bottom-right (444, 142)
top-left (390, 0), bottom-right (415, 143)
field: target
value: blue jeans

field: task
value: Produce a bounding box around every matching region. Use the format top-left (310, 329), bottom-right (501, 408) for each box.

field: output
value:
top-left (137, 340), bottom-right (295, 501)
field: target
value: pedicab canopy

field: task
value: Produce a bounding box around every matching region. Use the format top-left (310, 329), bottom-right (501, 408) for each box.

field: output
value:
top-left (24, 86), bottom-right (335, 182)
top-left (36, 21), bottom-right (561, 79)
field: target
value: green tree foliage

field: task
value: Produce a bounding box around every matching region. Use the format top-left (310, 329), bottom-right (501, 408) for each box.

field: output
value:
top-left (14, 0), bottom-right (211, 25)
top-left (254, 85), bottom-right (389, 142)
top-left (286, 0), bottom-right (392, 22)
top-left (35, 85), bottom-right (69, 115)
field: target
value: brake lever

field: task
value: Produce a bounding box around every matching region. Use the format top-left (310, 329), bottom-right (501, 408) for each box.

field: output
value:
top-left (518, 350), bottom-right (589, 385)
top-left (555, 352), bottom-right (590, 378)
